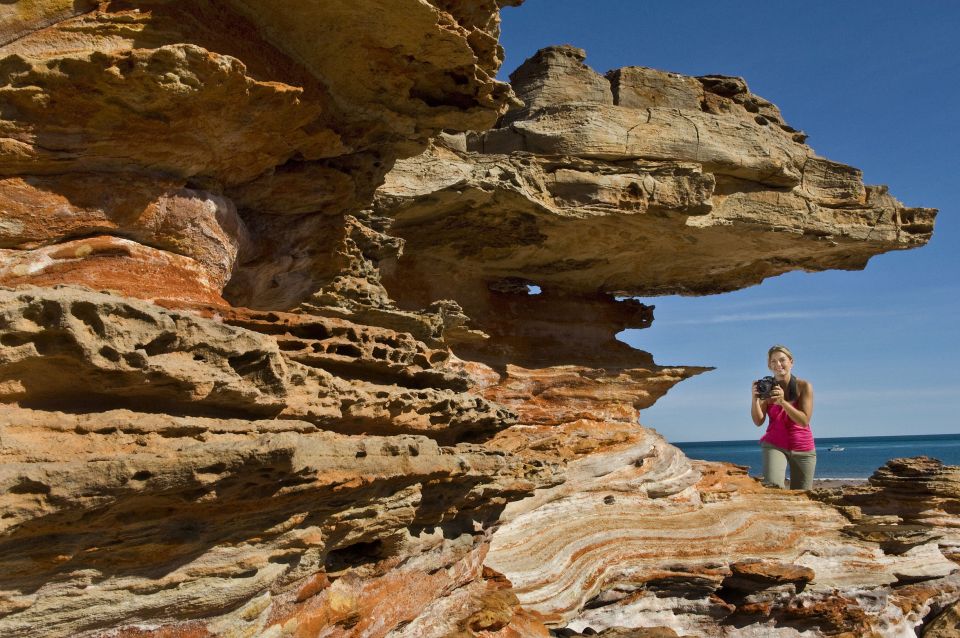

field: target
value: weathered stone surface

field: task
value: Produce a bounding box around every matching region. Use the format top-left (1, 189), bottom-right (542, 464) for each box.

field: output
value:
top-left (0, 405), bottom-right (538, 638)
top-left (0, 277), bottom-right (705, 637)
top-left (926, 600), bottom-right (960, 638)
top-left (485, 456), bottom-right (958, 636)
top-left (813, 456), bottom-right (960, 567)
top-left (608, 66), bottom-right (703, 111)
top-left (0, 173), bottom-right (249, 303)
top-left (0, 0), bottom-right (98, 48)
top-left (0, 286), bottom-right (290, 416)
top-left (0, 286), bottom-right (523, 444)
top-left (1, 0), bottom-right (517, 311)
top-left (506, 45), bottom-right (613, 120)
top-left (0, 5), bottom-right (950, 638)
top-left (0, 236), bottom-right (230, 306)
top-left (0, 43), bottom-right (323, 184)
top-left (377, 48), bottom-right (935, 313)
top-left (0, 174), bottom-right (249, 287)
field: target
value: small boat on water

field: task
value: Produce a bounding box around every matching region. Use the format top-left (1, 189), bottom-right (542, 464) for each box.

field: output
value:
top-left (828, 445), bottom-right (845, 452)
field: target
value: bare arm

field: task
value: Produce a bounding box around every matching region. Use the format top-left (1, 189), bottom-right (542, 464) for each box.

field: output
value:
top-left (771, 380), bottom-right (814, 426)
top-left (751, 381), bottom-right (767, 426)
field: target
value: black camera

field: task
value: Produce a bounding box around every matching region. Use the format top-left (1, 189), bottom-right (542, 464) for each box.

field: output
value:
top-left (755, 376), bottom-right (777, 399)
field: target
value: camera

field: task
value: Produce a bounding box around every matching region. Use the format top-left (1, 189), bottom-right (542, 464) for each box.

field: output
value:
top-left (755, 376), bottom-right (777, 399)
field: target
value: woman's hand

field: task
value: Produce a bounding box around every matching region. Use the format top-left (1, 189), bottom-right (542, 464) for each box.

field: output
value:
top-left (751, 381), bottom-right (767, 426)
top-left (768, 384), bottom-right (785, 406)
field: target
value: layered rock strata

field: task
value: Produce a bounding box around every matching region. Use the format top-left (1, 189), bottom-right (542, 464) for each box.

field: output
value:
top-left (813, 457), bottom-right (960, 563)
top-left (371, 45), bottom-right (950, 637)
top-left (486, 456), bottom-right (960, 637)
top-left (0, 4), bottom-right (949, 638)
top-left (1, 0), bottom-right (520, 308)
top-left (376, 46), bottom-right (935, 321)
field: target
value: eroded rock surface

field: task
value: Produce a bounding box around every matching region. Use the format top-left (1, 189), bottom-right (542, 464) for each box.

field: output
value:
top-left (0, 5), bottom-right (949, 638)
top-left (0, 404), bottom-right (540, 637)
top-left (813, 457), bottom-right (960, 562)
top-left (1, 0), bottom-right (518, 309)
top-left (488, 457), bottom-right (960, 636)
top-left (376, 45), bottom-right (935, 318)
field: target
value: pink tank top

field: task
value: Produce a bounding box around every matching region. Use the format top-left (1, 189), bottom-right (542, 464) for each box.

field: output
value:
top-left (760, 401), bottom-right (815, 451)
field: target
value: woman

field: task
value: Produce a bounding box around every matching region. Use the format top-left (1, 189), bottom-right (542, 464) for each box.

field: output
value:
top-left (751, 345), bottom-right (816, 489)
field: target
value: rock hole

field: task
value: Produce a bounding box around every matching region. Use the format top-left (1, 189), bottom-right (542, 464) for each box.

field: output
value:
top-left (131, 471), bottom-right (153, 481)
top-left (197, 463), bottom-right (226, 475)
top-left (227, 351), bottom-right (267, 377)
top-left (122, 351), bottom-right (147, 368)
top-left (9, 478), bottom-right (51, 495)
top-left (269, 554), bottom-right (299, 566)
top-left (279, 475), bottom-right (313, 488)
top-left (332, 344), bottom-right (363, 358)
top-left (99, 346), bottom-right (121, 362)
top-left (69, 301), bottom-right (107, 337)
top-left (324, 539), bottom-right (385, 573)
top-left (0, 333), bottom-right (32, 347)
top-left (23, 300), bottom-right (63, 328)
top-left (231, 569), bottom-right (258, 579)
top-left (382, 443), bottom-right (401, 456)
top-left (138, 332), bottom-right (178, 356)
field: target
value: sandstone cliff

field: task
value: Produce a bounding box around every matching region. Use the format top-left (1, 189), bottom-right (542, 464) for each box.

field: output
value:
top-left (0, 3), bottom-right (952, 638)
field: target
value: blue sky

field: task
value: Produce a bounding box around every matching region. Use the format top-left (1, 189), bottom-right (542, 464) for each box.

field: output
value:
top-left (498, 1), bottom-right (960, 442)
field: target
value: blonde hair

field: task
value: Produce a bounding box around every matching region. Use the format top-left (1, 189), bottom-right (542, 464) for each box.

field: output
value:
top-left (768, 345), bottom-right (794, 362)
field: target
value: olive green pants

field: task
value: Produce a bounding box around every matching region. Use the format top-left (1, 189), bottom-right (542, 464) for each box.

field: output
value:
top-left (761, 443), bottom-right (817, 490)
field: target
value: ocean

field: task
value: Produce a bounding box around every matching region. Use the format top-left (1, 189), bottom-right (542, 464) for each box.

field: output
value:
top-left (673, 434), bottom-right (960, 480)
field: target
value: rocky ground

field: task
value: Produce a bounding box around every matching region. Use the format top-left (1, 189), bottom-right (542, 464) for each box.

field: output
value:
top-left (0, 2), bottom-right (954, 637)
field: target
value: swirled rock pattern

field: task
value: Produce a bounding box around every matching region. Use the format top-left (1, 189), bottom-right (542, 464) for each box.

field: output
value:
top-left (487, 456), bottom-right (960, 636)
top-left (0, 4), bottom-right (951, 638)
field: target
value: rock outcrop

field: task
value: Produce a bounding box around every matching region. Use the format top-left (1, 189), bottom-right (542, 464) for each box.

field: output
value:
top-left (1, 0), bottom-right (519, 309)
top-left (376, 46), bottom-right (934, 319)
top-left (0, 4), bottom-right (950, 638)
top-left (813, 457), bottom-right (960, 562)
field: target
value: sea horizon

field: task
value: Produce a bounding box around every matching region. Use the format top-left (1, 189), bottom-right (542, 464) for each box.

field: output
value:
top-left (672, 432), bottom-right (960, 480)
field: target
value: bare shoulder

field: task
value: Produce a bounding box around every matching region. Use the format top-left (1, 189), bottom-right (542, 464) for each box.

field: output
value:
top-left (798, 378), bottom-right (814, 395)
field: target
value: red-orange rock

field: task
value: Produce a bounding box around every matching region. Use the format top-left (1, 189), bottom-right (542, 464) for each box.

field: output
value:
top-left (0, 5), bottom-right (952, 638)
top-left (725, 560), bottom-right (816, 590)
top-left (0, 237), bottom-right (228, 305)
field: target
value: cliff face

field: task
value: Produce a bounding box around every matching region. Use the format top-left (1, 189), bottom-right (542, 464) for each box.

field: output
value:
top-left (0, 4), bottom-right (952, 638)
